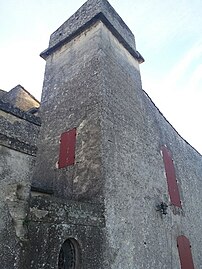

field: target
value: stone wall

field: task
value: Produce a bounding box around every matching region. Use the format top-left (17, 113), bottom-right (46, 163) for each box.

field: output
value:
top-left (36, 0), bottom-right (202, 267)
top-left (101, 39), bottom-right (202, 266)
top-left (0, 0), bottom-right (201, 268)
top-left (0, 100), bottom-right (40, 269)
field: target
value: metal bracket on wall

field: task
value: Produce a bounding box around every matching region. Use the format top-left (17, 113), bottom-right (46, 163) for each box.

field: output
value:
top-left (156, 202), bottom-right (168, 215)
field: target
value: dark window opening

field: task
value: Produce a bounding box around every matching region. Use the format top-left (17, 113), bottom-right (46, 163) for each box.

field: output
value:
top-left (58, 238), bottom-right (80, 269)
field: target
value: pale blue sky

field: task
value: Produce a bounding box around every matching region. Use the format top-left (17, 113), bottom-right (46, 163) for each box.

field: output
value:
top-left (0, 0), bottom-right (202, 154)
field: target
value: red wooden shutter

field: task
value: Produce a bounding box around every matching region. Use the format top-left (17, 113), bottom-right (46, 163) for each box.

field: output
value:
top-left (58, 128), bottom-right (76, 168)
top-left (161, 146), bottom-right (181, 207)
top-left (177, 236), bottom-right (195, 269)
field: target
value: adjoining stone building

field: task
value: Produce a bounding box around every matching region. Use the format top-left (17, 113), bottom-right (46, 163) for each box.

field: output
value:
top-left (0, 0), bottom-right (201, 268)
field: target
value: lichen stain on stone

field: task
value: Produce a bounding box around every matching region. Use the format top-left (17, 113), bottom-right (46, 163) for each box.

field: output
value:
top-left (73, 116), bottom-right (102, 199)
top-left (2, 180), bottom-right (30, 240)
top-left (0, 110), bottom-right (22, 124)
top-left (0, 144), bottom-right (11, 157)
top-left (30, 207), bottom-right (49, 219)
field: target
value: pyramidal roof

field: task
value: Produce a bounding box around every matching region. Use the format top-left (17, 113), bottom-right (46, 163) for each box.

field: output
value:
top-left (41, 0), bottom-right (144, 63)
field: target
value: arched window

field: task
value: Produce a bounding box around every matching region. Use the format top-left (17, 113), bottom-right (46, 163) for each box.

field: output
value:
top-left (58, 238), bottom-right (81, 269)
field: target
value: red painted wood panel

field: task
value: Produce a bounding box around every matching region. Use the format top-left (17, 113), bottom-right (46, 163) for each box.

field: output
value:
top-left (177, 236), bottom-right (195, 269)
top-left (161, 146), bottom-right (181, 207)
top-left (58, 128), bottom-right (76, 168)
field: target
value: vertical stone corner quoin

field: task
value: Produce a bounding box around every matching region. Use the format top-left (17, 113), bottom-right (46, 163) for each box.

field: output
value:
top-left (40, 0), bottom-right (144, 64)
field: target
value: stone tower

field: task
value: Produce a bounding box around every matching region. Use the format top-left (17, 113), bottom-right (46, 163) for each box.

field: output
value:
top-left (1, 0), bottom-right (202, 268)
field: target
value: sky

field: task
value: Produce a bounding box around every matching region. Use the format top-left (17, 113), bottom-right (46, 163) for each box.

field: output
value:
top-left (0, 0), bottom-right (202, 154)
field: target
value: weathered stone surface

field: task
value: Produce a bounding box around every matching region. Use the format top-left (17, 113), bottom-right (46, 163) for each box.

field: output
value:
top-left (0, 95), bottom-right (40, 268)
top-left (33, 0), bottom-right (202, 266)
top-left (1, 85), bottom-right (40, 112)
top-left (0, 145), bottom-right (36, 268)
top-left (1, 0), bottom-right (202, 268)
top-left (0, 101), bottom-right (40, 155)
top-left (27, 222), bottom-right (104, 269)
top-left (0, 99), bottom-right (41, 126)
top-left (34, 21), bottom-right (105, 202)
top-left (0, 89), bottom-right (6, 98)
top-left (41, 0), bottom-right (144, 63)
top-left (96, 21), bottom-right (202, 268)
top-left (15, 194), bottom-right (105, 268)
top-left (29, 196), bottom-right (105, 227)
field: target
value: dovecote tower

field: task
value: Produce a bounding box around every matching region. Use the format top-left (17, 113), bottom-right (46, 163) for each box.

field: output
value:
top-left (1, 0), bottom-right (202, 268)
top-left (30, 1), bottom-right (144, 266)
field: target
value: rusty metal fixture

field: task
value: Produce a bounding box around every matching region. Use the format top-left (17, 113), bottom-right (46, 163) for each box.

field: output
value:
top-left (156, 202), bottom-right (168, 215)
